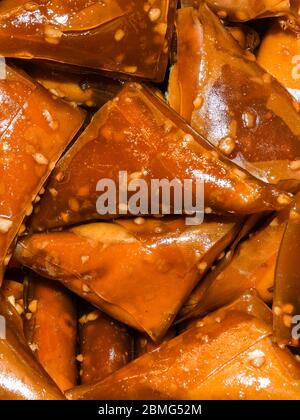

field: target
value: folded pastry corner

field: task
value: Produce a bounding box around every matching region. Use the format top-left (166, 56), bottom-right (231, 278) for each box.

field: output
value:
top-left (179, 212), bottom-right (287, 321)
top-left (15, 217), bottom-right (240, 340)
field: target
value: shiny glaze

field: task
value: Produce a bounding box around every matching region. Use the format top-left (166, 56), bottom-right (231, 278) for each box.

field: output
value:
top-left (24, 275), bottom-right (77, 391)
top-left (168, 5), bottom-right (300, 184)
top-left (0, 291), bottom-right (65, 400)
top-left (0, 0), bottom-right (177, 81)
top-left (0, 64), bottom-right (85, 282)
top-left (66, 310), bottom-right (300, 400)
top-left (15, 217), bottom-right (239, 340)
top-left (79, 309), bottom-right (133, 384)
top-left (30, 82), bottom-right (291, 233)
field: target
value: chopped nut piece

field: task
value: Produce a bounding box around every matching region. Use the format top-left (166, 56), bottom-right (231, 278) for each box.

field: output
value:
top-left (134, 217), bottom-right (145, 225)
top-left (82, 284), bottom-right (90, 293)
top-left (44, 25), bottom-right (63, 44)
top-left (277, 194), bottom-right (292, 206)
top-left (81, 255), bottom-right (90, 264)
top-left (29, 342), bottom-right (39, 352)
top-left (76, 354), bottom-right (84, 363)
top-left (148, 8), bottom-right (161, 22)
top-left (7, 295), bottom-right (15, 307)
top-left (289, 160), bottom-right (300, 171)
top-left (0, 218), bottom-right (13, 233)
top-left (4, 254), bottom-right (12, 266)
top-left (273, 306), bottom-right (282, 316)
top-left (28, 300), bottom-right (38, 313)
top-left (86, 311), bottom-right (100, 322)
top-left (49, 188), bottom-right (58, 197)
top-left (114, 29), bottom-right (125, 42)
top-left (282, 303), bottom-right (294, 314)
top-left (197, 261), bottom-right (208, 273)
top-left (123, 66), bottom-right (138, 74)
top-left (283, 314), bottom-right (292, 328)
top-left (248, 350), bottom-right (266, 368)
top-left (33, 153), bottom-right (49, 165)
top-left (218, 137), bottom-right (235, 155)
top-left (242, 111), bottom-right (256, 129)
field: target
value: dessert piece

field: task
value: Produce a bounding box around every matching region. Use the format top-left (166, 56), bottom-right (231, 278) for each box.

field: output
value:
top-left (78, 308), bottom-right (133, 384)
top-left (168, 5), bottom-right (300, 185)
top-left (30, 82), bottom-right (291, 233)
top-left (0, 64), bottom-right (85, 283)
top-left (0, 0), bottom-right (177, 81)
top-left (23, 275), bottom-right (78, 391)
top-left (0, 291), bottom-right (65, 399)
top-left (15, 217), bottom-right (240, 340)
top-left (66, 308), bottom-right (300, 400)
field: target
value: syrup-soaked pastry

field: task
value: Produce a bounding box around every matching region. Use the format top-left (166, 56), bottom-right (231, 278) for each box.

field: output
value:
top-left (78, 308), bottom-right (133, 384)
top-left (182, 290), bottom-right (273, 331)
top-left (0, 0), bottom-right (177, 81)
top-left (29, 82), bottom-right (291, 233)
top-left (0, 291), bottom-right (65, 400)
top-left (14, 217), bottom-right (241, 340)
top-left (258, 21), bottom-right (300, 102)
top-left (23, 275), bottom-right (77, 391)
top-left (65, 305), bottom-right (300, 400)
top-left (179, 213), bottom-right (287, 321)
top-left (168, 4), bottom-right (300, 185)
top-left (0, 63), bottom-right (85, 283)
